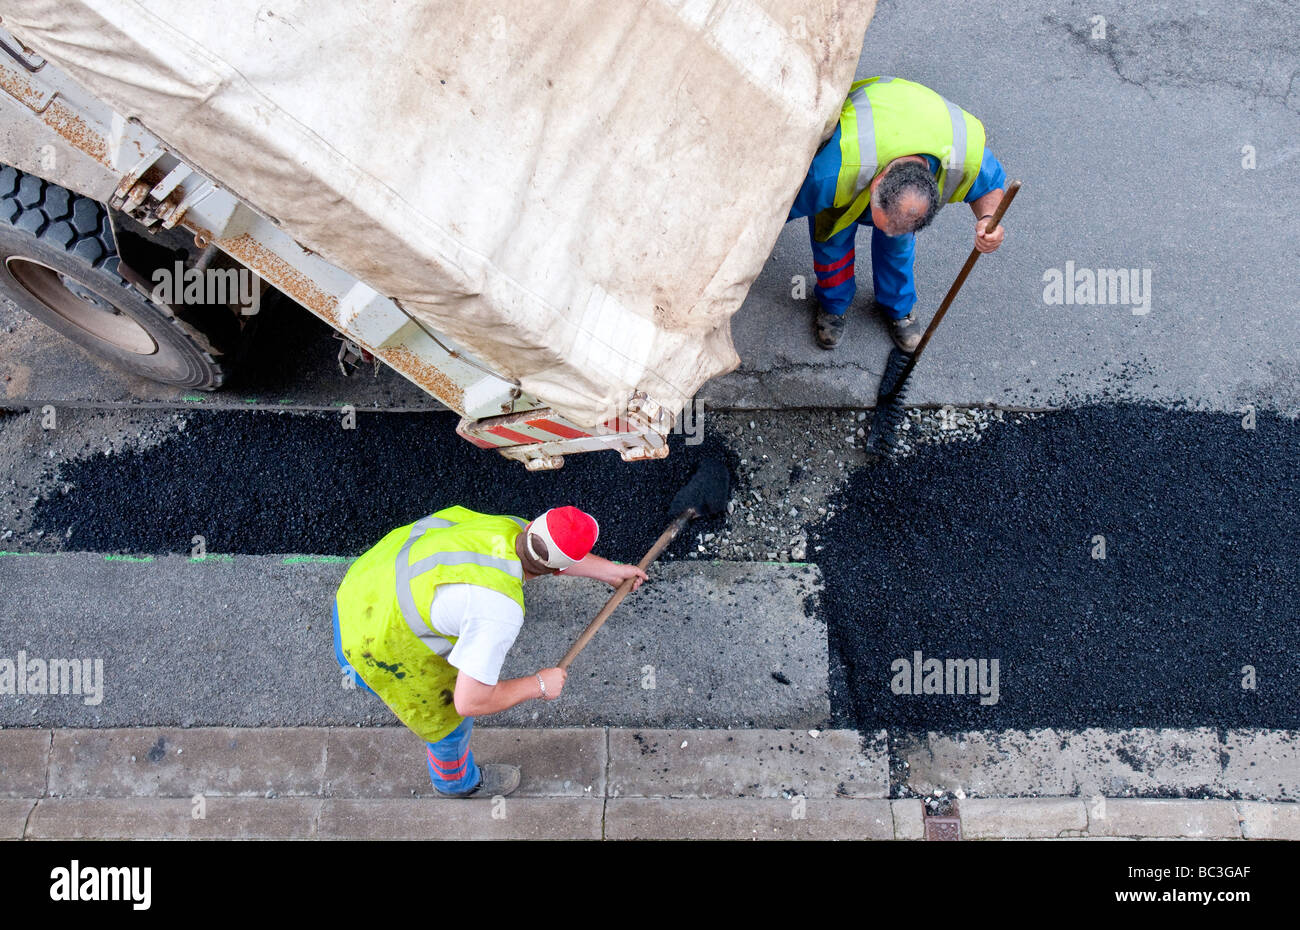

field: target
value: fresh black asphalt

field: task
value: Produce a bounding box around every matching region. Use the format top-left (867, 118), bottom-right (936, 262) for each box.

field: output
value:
top-left (30, 410), bottom-right (731, 562)
top-left (29, 404), bottom-right (1299, 731)
top-left (816, 406), bottom-right (1298, 731)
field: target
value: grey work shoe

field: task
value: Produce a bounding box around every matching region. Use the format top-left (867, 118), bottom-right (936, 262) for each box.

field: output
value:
top-left (887, 312), bottom-right (922, 353)
top-left (435, 763), bottom-right (521, 799)
top-left (814, 305), bottom-right (846, 349)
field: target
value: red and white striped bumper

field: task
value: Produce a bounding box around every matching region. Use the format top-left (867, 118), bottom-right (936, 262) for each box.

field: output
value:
top-left (456, 405), bottom-right (671, 470)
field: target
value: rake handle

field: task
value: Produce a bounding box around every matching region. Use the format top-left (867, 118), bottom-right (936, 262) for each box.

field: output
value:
top-left (557, 508), bottom-right (696, 671)
top-left (895, 180), bottom-right (1021, 387)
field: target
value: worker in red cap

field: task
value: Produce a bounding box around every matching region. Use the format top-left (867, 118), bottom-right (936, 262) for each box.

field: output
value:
top-left (331, 504), bottom-right (646, 798)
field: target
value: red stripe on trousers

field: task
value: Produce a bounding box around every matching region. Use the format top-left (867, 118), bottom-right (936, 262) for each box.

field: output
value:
top-left (818, 264), bottom-right (856, 289)
top-left (813, 249), bottom-right (855, 273)
top-left (428, 747), bottom-right (471, 775)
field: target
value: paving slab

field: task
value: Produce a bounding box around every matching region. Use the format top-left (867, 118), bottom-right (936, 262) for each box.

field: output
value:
top-left (1066, 728), bottom-right (1225, 798)
top-left (0, 555), bottom-right (829, 729)
top-left (322, 726), bottom-right (606, 798)
top-left (48, 727), bottom-right (328, 797)
top-left (898, 729), bottom-right (1072, 797)
top-left (1221, 730), bottom-right (1300, 802)
top-left (3, 725), bottom-right (1291, 840)
top-left (317, 798), bottom-right (603, 840)
top-left (1236, 801), bottom-right (1300, 840)
top-left (890, 799), bottom-right (924, 840)
top-left (960, 798), bottom-right (1088, 840)
top-left (898, 728), bottom-right (1298, 801)
top-left (608, 728), bottom-right (886, 799)
top-left (1085, 799), bottom-right (1242, 839)
top-left (26, 797), bottom-right (322, 839)
top-left (320, 727), bottom-right (423, 798)
top-left (605, 798), bottom-right (894, 840)
top-left (470, 728), bottom-right (607, 798)
top-left (0, 729), bottom-right (49, 797)
top-left (0, 799), bottom-right (34, 839)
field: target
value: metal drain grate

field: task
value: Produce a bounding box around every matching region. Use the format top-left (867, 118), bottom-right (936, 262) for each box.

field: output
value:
top-left (923, 800), bottom-right (962, 841)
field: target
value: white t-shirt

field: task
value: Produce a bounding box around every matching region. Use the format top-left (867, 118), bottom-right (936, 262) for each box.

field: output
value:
top-left (430, 583), bottom-right (524, 686)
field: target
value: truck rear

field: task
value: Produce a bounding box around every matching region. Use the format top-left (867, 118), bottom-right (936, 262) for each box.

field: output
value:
top-left (0, 1), bottom-right (874, 466)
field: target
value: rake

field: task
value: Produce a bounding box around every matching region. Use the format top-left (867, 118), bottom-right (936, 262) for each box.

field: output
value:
top-left (864, 180), bottom-right (1021, 456)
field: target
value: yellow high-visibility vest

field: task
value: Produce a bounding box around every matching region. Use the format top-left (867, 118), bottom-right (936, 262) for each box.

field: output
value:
top-left (814, 76), bottom-right (987, 241)
top-left (335, 506), bottom-right (526, 743)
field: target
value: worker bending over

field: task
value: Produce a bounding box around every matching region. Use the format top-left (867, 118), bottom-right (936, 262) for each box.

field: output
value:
top-left (788, 75), bottom-right (1008, 350)
top-left (332, 505), bottom-right (646, 798)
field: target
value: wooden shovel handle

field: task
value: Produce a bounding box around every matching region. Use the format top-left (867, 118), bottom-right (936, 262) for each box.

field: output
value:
top-left (557, 508), bottom-right (696, 671)
top-left (905, 180), bottom-right (1022, 369)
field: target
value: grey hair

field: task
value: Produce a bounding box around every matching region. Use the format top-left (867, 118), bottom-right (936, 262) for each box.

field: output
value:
top-left (873, 160), bottom-right (939, 234)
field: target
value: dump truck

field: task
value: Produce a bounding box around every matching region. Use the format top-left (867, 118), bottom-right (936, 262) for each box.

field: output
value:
top-left (0, 1), bottom-right (874, 467)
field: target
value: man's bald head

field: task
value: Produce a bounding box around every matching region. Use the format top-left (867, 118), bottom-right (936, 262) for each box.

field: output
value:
top-left (870, 158), bottom-right (940, 236)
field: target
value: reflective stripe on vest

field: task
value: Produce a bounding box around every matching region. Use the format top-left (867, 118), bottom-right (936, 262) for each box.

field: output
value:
top-left (939, 96), bottom-right (967, 204)
top-left (393, 514), bottom-right (525, 657)
top-left (818, 76), bottom-right (985, 241)
top-left (840, 75), bottom-right (892, 205)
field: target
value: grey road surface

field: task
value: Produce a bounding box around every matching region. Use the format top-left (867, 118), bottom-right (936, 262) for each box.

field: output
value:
top-left (0, 554), bottom-right (828, 730)
top-left (703, 0), bottom-right (1300, 414)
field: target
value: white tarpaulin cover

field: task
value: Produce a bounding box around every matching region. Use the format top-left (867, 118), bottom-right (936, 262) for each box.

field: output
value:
top-left (5, 0), bottom-right (873, 425)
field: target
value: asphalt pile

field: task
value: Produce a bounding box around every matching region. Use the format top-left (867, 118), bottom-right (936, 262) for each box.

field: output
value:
top-left (669, 455), bottom-right (731, 517)
top-left (31, 410), bottom-right (730, 562)
top-left (814, 405), bottom-right (1299, 730)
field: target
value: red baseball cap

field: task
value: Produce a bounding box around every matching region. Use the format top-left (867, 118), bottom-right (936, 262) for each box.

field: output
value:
top-left (524, 506), bottom-right (599, 570)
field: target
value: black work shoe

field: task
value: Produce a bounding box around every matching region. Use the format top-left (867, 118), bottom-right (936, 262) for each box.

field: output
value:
top-left (814, 306), bottom-right (846, 349)
top-left (435, 763), bottom-right (521, 799)
top-left (888, 312), bottom-right (922, 353)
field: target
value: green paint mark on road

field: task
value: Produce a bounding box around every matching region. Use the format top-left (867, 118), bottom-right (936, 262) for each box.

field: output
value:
top-left (0, 550), bottom-right (56, 558)
top-left (190, 553), bottom-right (235, 563)
top-left (181, 395), bottom-right (205, 403)
top-left (282, 555), bottom-right (355, 564)
top-left (104, 554), bottom-right (153, 562)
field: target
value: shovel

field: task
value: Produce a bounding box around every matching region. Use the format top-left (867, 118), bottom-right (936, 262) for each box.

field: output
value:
top-left (558, 456), bottom-right (730, 670)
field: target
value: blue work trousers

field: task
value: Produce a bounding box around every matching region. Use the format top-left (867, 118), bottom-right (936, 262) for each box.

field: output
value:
top-left (807, 219), bottom-right (916, 319)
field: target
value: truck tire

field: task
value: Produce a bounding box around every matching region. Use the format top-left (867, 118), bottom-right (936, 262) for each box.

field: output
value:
top-left (0, 164), bottom-right (233, 390)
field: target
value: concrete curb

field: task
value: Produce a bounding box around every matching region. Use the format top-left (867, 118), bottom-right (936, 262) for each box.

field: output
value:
top-left (898, 728), bottom-right (1300, 801)
top-left (1, 727), bottom-right (1294, 840)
